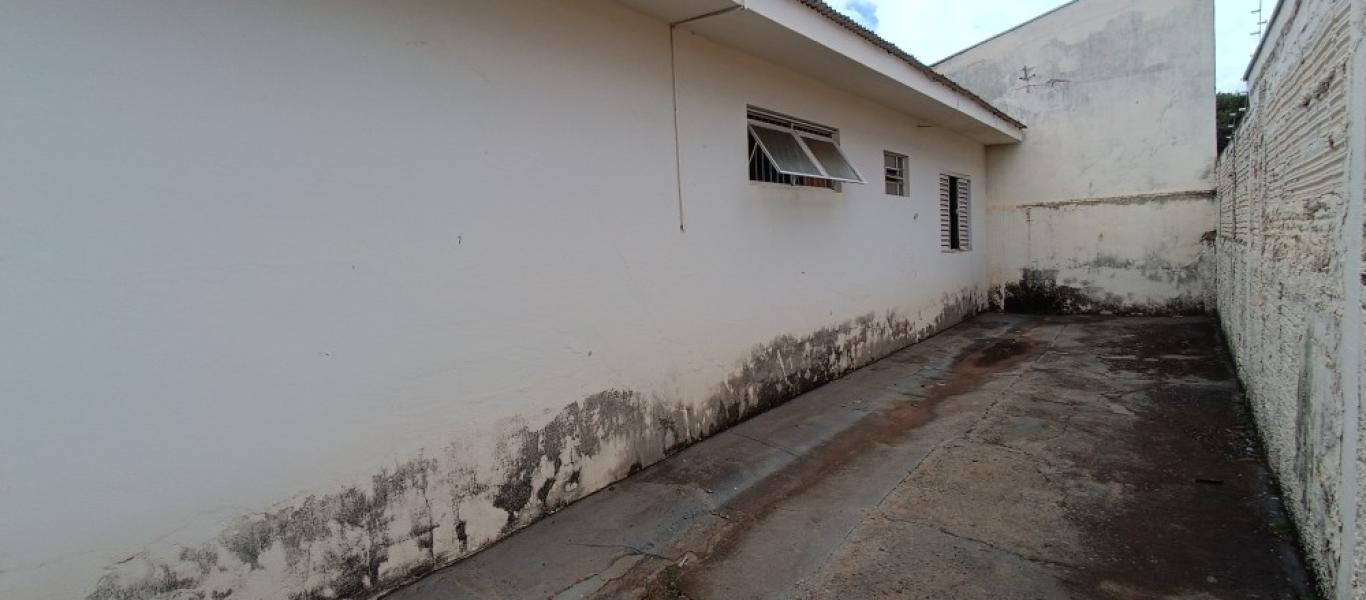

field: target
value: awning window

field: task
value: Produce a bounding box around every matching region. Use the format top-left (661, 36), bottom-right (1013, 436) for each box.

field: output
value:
top-left (746, 109), bottom-right (864, 185)
top-left (800, 136), bottom-right (862, 183)
top-left (748, 122), bottom-right (826, 179)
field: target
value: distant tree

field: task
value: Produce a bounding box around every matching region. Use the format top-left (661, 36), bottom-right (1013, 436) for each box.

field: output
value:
top-left (1216, 92), bottom-right (1249, 153)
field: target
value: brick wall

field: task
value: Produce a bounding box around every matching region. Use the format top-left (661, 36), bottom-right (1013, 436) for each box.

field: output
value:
top-left (1215, 0), bottom-right (1362, 595)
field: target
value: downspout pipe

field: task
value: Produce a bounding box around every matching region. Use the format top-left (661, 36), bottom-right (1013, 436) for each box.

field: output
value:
top-left (669, 6), bottom-right (742, 232)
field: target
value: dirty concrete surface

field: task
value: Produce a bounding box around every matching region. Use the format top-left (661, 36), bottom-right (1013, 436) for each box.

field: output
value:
top-left (388, 314), bottom-right (1314, 599)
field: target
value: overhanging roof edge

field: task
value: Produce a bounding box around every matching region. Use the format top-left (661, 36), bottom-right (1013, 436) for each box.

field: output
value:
top-left (792, 0), bottom-right (1026, 130)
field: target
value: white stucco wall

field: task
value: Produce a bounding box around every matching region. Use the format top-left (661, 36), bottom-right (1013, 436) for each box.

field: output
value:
top-left (0, 1), bottom-right (990, 598)
top-left (937, 0), bottom-right (1218, 314)
top-left (985, 192), bottom-right (1217, 314)
top-left (1216, 0), bottom-right (1364, 596)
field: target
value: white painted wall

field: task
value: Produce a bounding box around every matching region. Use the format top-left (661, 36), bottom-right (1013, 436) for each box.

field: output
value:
top-left (937, 0), bottom-right (1218, 314)
top-left (0, 1), bottom-right (989, 598)
top-left (1217, 0), bottom-right (1364, 596)
top-left (987, 193), bottom-right (1216, 314)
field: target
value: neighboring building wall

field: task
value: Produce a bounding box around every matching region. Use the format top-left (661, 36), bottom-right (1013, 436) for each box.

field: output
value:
top-left (0, 1), bottom-right (991, 599)
top-left (1215, 0), bottom-right (1364, 596)
top-left (937, 0), bottom-right (1218, 314)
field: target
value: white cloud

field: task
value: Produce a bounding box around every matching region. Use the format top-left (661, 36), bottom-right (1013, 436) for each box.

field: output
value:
top-left (834, 0), bottom-right (1265, 92)
top-left (842, 0), bottom-right (879, 30)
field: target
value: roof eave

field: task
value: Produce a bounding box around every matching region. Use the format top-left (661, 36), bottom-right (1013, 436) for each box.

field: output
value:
top-left (792, 0), bottom-right (1025, 131)
top-left (615, 0), bottom-right (1025, 145)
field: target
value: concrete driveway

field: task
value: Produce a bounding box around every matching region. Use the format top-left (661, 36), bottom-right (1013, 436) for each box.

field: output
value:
top-left (388, 314), bottom-right (1314, 599)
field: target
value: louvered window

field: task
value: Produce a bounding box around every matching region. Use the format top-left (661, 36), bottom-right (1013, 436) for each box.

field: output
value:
top-left (747, 107), bottom-right (864, 189)
top-left (939, 173), bottom-right (971, 251)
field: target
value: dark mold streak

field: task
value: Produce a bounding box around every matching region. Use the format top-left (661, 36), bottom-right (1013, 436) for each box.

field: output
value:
top-left (1000, 267), bottom-right (1205, 316)
top-left (1008, 189), bottom-right (1216, 210)
top-left (84, 290), bottom-right (986, 600)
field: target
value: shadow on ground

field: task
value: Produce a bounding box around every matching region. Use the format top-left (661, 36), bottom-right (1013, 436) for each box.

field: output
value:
top-left (387, 314), bottom-right (1314, 600)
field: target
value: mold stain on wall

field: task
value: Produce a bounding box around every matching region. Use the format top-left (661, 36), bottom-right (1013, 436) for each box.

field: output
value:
top-left (81, 290), bottom-right (984, 600)
top-left (990, 193), bottom-right (1217, 316)
top-left (1000, 265), bottom-right (1206, 316)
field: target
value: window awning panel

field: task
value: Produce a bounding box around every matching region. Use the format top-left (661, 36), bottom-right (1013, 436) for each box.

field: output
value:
top-left (748, 124), bottom-right (825, 178)
top-left (801, 136), bottom-right (864, 183)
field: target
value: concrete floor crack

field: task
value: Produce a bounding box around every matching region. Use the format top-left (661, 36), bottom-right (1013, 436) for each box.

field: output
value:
top-left (1037, 411), bottom-right (1077, 444)
top-left (564, 542), bottom-right (677, 563)
top-left (798, 511), bottom-right (871, 591)
top-left (728, 431), bottom-right (801, 458)
top-left (878, 515), bottom-right (1080, 571)
top-left (961, 437), bottom-right (1049, 462)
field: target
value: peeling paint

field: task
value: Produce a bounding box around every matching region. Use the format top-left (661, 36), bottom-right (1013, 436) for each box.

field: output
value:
top-left (984, 193), bottom-right (1216, 316)
top-left (1008, 189), bottom-right (1217, 210)
top-left (491, 389), bottom-right (660, 531)
top-left (79, 292), bottom-right (986, 600)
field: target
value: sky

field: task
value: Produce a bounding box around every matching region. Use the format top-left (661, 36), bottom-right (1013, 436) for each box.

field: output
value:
top-left (834, 0), bottom-right (1269, 92)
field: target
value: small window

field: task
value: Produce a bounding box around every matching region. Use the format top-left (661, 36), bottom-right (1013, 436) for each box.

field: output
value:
top-left (747, 108), bottom-right (864, 188)
top-left (939, 173), bottom-right (971, 251)
top-left (884, 152), bottom-right (908, 196)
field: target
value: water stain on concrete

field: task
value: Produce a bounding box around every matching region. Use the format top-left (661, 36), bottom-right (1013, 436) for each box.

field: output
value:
top-left (646, 321), bottom-right (1045, 573)
top-left (1063, 318), bottom-right (1314, 597)
top-left (364, 315), bottom-right (1313, 599)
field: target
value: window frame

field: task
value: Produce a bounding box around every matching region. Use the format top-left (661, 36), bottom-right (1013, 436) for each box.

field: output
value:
top-left (884, 151), bottom-right (908, 196)
top-left (747, 129), bottom-right (838, 190)
top-left (795, 132), bottom-right (863, 184)
top-left (745, 108), bottom-right (865, 186)
top-left (747, 120), bottom-right (828, 180)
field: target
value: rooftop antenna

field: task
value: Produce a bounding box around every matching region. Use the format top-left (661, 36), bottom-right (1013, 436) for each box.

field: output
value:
top-left (1251, 0), bottom-right (1267, 38)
